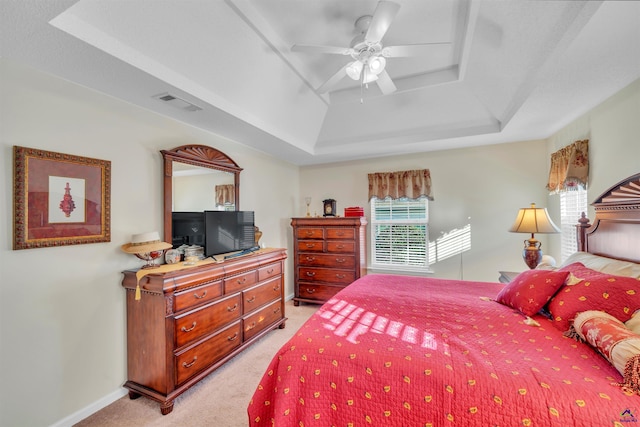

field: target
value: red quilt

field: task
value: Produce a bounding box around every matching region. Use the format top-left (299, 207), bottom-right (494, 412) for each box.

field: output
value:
top-left (248, 274), bottom-right (639, 426)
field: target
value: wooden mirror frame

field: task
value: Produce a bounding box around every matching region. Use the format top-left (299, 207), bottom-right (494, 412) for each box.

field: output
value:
top-left (161, 144), bottom-right (242, 244)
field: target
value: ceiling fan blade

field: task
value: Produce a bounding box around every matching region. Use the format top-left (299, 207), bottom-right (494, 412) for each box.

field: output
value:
top-left (317, 64), bottom-right (349, 93)
top-left (291, 45), bottom-right (354, 55)
top-left (376, 70), bottom-right (397, 95)
top-left (365, 1), bottom-right (401, 43)
top-left (382, 42), bottom-right (451, 57)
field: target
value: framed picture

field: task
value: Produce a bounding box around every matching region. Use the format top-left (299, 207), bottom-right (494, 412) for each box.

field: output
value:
top-left (13, 146), bottom-right (111, 250)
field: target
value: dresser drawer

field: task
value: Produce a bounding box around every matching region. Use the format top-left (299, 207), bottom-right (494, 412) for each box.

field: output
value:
top-left (243, 276), bottom-right (282, 313)
top-left (327, 241), bottom-right (355, 253)
top-left (258, 262), bottom-right (281, 281)
top-left (299, 267), bottom-right (355, 285)
top-left (297, 283), bottom-right (344, 301)
top-left (224, 270), bottom-right (258, 293)
top-left (298, 253), bottom-right (355, 269)
top-left (298, 240), bottom-right (324, 252)
top-left (326, 228), bottom-right (355, 240)
top-left (175, 321), bottom-right (242, 385)
top-left (296, 227), bottom-right (324, 240)
top-left (243, 300), bottom-right (283, 341)
top-left (174, 280), bottom-right (223, 312)
top-left (174, 294), bottom-right (242, 348)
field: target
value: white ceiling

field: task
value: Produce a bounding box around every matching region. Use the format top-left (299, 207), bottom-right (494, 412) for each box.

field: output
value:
top-left (1, 0), bottom-right (639, 165)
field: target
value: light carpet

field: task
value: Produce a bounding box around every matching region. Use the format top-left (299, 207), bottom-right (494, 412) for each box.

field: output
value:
top-left (75, 300), bottom-right (318, 427)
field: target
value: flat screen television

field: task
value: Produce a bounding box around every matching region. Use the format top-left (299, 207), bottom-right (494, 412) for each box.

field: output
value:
top-left (171, 212), bottom-right (205, 248)
top-left (204, 210), bottom-right (255, 257)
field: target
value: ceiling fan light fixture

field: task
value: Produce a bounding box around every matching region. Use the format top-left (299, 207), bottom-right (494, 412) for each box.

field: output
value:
top-left (362, 67), bottom-right (379, 84)
top-left (346, 61), bottom-right (364, 80)
top-left (368, 56), bottom-right (386, 75)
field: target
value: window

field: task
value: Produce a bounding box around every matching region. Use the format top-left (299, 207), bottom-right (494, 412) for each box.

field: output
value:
top-left (559, 189), bottom-right (588, 262)
top-left (370, 198), bottom-right (429, 272)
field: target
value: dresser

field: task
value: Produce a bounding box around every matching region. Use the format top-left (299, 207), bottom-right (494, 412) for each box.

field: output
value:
top-left (121, 248), bottom-right (286, 415)
top-left (291, 217), bottom-right (367, 305)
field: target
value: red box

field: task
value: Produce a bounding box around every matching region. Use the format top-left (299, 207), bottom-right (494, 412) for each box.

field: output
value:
top-left (344, 207), bottom-right (364, 217)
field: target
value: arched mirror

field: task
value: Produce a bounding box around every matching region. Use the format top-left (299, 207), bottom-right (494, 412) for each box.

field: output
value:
top-left (161, 144), bottom-right (242, 245)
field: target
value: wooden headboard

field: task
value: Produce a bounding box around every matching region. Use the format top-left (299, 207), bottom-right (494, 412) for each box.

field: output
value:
top-left (577, 172), bottom-right (640, 263)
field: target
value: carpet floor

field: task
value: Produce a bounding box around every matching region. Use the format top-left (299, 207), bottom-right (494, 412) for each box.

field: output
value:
top-left (74, 300), bottom-right (318, 427)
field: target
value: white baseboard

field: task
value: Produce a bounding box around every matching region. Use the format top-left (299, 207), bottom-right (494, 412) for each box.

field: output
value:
top-left (49, 388), bottom-right (128, 427)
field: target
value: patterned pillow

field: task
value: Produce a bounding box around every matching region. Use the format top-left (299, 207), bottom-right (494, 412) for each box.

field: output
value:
top-left (495, 269), bottom-right (569, 316)
top-left (574, 310), bottom-right (640, 394)
top-left (547, 263), bottom-right (640, 331)
top-left (626, 310), bottom-right (640, 334)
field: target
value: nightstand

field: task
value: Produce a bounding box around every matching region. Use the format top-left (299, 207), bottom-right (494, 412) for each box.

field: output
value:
top-left (498, 271), bottom-right (521, 283)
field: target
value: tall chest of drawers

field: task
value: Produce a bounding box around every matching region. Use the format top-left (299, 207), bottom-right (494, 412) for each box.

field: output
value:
top-left (291, 217), bottom-right (367, 305)
top-left (121, 248), bottom-right (286, 415)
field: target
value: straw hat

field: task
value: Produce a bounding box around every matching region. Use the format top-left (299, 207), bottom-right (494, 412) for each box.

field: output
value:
top-left (121, 231), bottom-right (172, 254)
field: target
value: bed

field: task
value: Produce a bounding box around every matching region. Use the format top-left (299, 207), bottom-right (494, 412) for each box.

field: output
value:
top-left (248, 173), bottom-right (640, 426)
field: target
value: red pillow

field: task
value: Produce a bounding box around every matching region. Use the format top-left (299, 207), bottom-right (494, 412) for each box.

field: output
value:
top-left (495, 269), bottom-right (569, 316)
top-left (547, 263), bottom-right (640, 331)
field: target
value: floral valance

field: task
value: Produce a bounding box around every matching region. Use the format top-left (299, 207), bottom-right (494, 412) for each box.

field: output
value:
top-left (215, 184), bottom-right (235, 206)
top-left (368, 169), bottom-right (433, 200)
top-left (546, 139), bottom-right (589, 193)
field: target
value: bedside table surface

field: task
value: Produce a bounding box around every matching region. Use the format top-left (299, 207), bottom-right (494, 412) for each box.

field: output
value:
top-left (498, 271), bottom-right (521, 283)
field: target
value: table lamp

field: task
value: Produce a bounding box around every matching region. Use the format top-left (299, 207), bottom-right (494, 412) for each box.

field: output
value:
top-left (509, 203), bottom-right (560, 269)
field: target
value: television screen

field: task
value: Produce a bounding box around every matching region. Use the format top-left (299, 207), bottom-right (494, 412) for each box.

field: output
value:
top-left (204, 210), bottom-right (255, 257)
top-left (171, 212), bottom-right (205, 248)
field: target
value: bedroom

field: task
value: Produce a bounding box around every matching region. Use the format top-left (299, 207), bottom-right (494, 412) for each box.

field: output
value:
top-left (1, 1), bottom-right (639, 426)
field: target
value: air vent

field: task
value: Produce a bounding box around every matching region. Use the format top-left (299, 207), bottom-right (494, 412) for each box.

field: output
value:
top-left (153, 92), bottom-right (202, 112)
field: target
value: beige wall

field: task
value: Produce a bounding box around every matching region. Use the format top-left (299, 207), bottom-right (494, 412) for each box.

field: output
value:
top-left (545, 79), bottom-right (640, 257)
top-left (0, 59), bottom-right (299, 427)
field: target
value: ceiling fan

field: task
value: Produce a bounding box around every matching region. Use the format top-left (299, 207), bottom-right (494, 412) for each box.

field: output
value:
top-left (291, 1), bottom-right (450, 96)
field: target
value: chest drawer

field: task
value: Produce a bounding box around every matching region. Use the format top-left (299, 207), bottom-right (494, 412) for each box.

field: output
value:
top-left (175, 321), bottom-right (242, 385)
top-left (258, 262), bottom-right (281, 281)
top-left (297, 283), bottom-right (344, 301)
top-left (299, 267), bottom-right (355, 285)
top-left (243, 276), bottom-right (282, 313)
top-left (296, 227), bottom-right (324, 240)
top-left (174, 280), bottom-right (222, 312)
top-left (327, 241), bottom-right (355, 253)
top-left (298, 240), bottom-right (324, 252)
top-left (326, 228), bottom-right (355, 240)
top-left (243, 300), bottom-right (283, 341)
top-left (174, 294), bottom-right (242, 348)
top-left (224, 270), bottom-right (258, 293)
top-left (298, 253), bottom-right (355, 269)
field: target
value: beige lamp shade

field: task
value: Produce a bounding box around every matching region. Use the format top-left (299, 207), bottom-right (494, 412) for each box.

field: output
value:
top-left (509, 203), bottom-right (560, 269)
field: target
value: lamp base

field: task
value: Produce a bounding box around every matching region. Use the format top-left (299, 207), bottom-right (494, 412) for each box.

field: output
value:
top-left (522, 239), bottom-right (542, 269)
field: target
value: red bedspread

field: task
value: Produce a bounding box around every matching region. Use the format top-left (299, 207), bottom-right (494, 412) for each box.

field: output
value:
top-left (248, 274), bottom-right (638, 426)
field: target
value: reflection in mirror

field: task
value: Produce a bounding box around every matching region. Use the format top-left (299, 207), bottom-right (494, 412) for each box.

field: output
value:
top-left (172, 162), bottom-right (235, 211)
top-left (161, 145), bottom-right (242, 245)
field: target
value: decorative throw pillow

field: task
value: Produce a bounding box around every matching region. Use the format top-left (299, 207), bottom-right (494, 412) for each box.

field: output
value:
top-left (626, 310), bottom-right (640, 334)
top-left (495, 270), bottom-right (569, 316)
top-left (574, 310), bottom-right (640, 394)
top-left (547, 263), bottom-right (640, 331)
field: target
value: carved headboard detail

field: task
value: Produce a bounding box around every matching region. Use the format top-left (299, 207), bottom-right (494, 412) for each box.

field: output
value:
top-left (577, 173), bottom-right (640, 263)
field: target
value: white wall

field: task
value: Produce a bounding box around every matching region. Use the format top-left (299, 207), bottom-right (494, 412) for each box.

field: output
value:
top-left (0, 59), bottom-right (299, 427)
top-left (299, 140), bottom-right (550, 282)
top-left (545, 79), bottom-right (640, 257)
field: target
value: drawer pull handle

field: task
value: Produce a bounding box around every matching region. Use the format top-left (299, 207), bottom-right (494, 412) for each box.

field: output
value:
top-left (227, 304), bottom-right (238, 312)
top-left (336, 258), bottom-right (346, 263)
top-left (305, 243), bottom-right (316, 249)
top-left (228, 333), bottom-right (239, 341)
top-left (246, 296), bottom-right (256, 303)
top-left (246, 322), bottom-right (257, 331)
top-left (182, 357), bottom-right (197, 368)
top-left (273, 285), bottom-right (280, 291)
top-left (337, 231), bottom-right (345, 236)
top-left (181, 322), bottom-right (197, 332)
top-left (336, 244), bottom-right (345, 249)
top-left (306, 288), bottom-right (316, 294)
top-left (267, 268), bottom-right (274, 274)
top-left (336, 274), bottom-right (346, 279)
top-left (193, 290), bottom-right (208, 299)
top-left (306, 271), bottom-right (316, 277)
top-left (305, 256), bottom-right (316, 262)
top-left (237, 277), bottom-right (247, 284)
top-left (305, 231), bottom-right (314, 236)
top-left (273, 307), bottom-right (281, 314)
